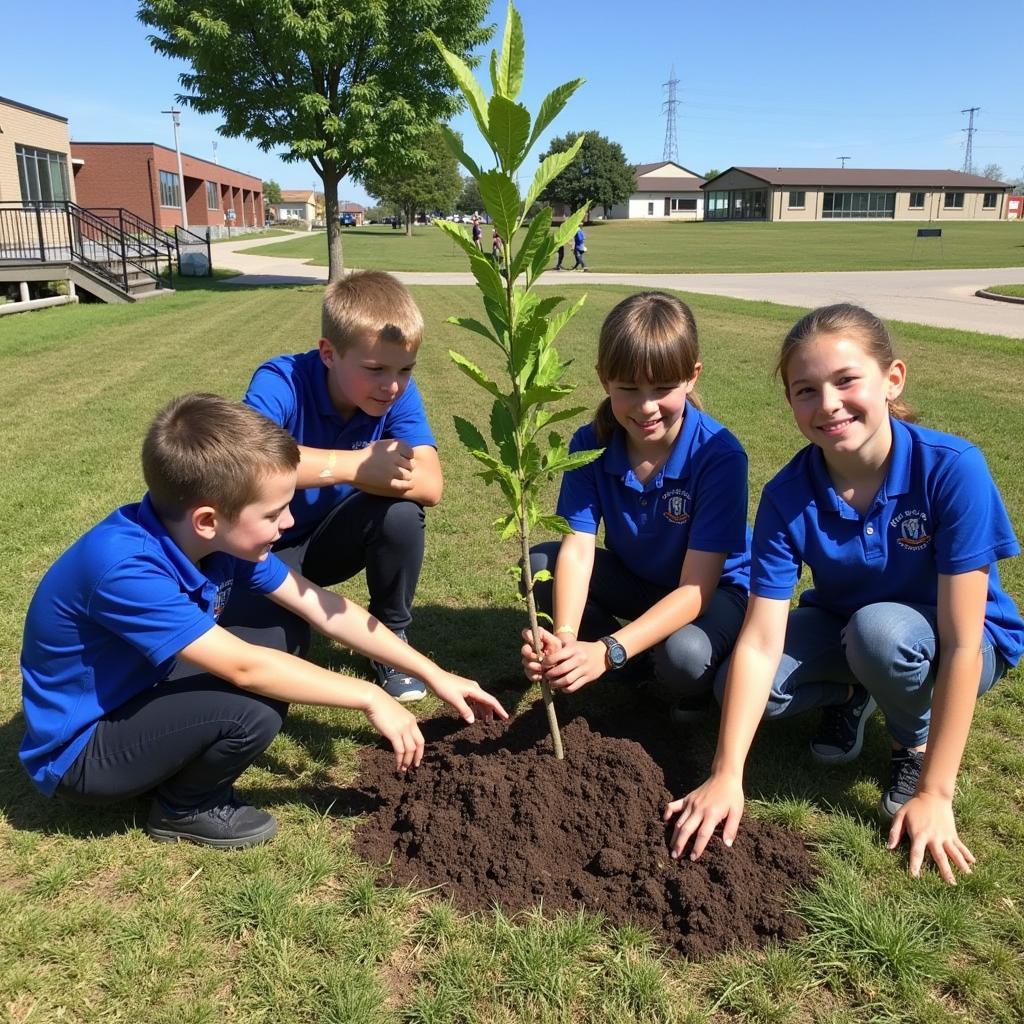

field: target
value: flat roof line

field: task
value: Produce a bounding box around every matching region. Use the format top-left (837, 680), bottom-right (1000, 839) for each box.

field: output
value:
top-left (0, 96), bottom-right (68, 123)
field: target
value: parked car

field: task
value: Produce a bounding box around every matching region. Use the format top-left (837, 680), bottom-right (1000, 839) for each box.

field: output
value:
top-left (339, 212), bottom-right (356, 226)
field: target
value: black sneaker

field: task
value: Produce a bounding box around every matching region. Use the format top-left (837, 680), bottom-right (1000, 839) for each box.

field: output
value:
top-left (809, 686), bottom-right (877, 764)
top-left (146, 796), bottom-right (277, 849)
top-left (370, 629), bottom-right (427, 703)
top-left (880, 748), bottom-right (925, 820)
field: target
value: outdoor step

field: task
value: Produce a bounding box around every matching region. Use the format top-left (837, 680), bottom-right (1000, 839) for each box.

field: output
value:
top-left (131, 287), bottom-right (175, 302)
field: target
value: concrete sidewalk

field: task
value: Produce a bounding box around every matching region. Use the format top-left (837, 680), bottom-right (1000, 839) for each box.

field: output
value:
top-left (214, 234), bottom-right (1024, 339)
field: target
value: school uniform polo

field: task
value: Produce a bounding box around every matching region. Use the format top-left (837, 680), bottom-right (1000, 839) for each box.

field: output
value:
top-left (243, 349), bottom-right (436, 542)
top-left (556, 405), bottom-right (752, 591)
top-left (19, 495), bottom-right (289, 796)
top-left (750, 417), bottom-right (1024, 666)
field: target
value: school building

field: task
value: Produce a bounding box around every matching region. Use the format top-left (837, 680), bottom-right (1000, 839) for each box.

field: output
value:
top-left (70, 142), bottom-right (263, 231)
top-left (607, 161), bottom-right (706, 220)
top-left (0, 95), bottom-right (78, 205)
top-left (701, 167), bottom-right (1013, 221)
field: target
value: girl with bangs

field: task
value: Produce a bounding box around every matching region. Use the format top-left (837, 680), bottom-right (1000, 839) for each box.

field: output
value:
top-left (521, 292), bottom-right (752, 718)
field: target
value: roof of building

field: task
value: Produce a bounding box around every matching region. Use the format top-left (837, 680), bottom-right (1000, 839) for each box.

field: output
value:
top-left (279, 189), bottom-right (315, 202)
top-left (704, 166), bottom-right (1010, 189)
top-left (634, 176), bottom-right (706, 192)
top-left (340, 201), bottom-right (365, 212)
top-left (69, 141), bottom-right (260, 182)
top-left (634, 160), bottom-right (702, 178)
top-left (0, 95), bottom-right (68, 123)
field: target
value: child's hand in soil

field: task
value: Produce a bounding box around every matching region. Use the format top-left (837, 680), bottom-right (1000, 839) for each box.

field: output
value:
top-left (520, 626), bottom-right (562, 684)
top-left (663, 773), bottom-right (744, 861)
top-left (428, 671), bottom-right (510, 725)
top-left (887, 792), bottom-right (975, 885)
top-left (365, 690), bottom-right (425, 771)
top-left (539, 638), bottom-right (607, 693)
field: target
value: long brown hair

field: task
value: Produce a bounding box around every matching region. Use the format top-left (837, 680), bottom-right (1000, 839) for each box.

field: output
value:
top-left (776, 303), bottom-right (916, 422)
top-left (593, 292), bottom-right (702, 442)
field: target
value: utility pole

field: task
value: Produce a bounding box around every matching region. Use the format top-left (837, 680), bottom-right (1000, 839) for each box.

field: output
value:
top-left (961, 107), bottom-right (980, 174)
top-left (212, 140), bottom-right (218, 165)
top-left (662, 67), bottom-right (680, 164)
top-left (161, 106), bottom-right (189, 230)
top-left (837, 156), bottom-right (850, 168)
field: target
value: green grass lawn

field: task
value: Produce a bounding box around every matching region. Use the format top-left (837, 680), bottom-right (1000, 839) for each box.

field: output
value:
top-left (985, 283), bottom-right (1024, 298)
top-left (211, 228), bottom-right (293, 245)
top-left (1, 282), bottom-right (1023, 1022)
top-left (238, 219), bottom-right (1024, 274)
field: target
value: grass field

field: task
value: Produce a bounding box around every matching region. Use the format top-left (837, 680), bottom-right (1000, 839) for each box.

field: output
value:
top-left (1, 281), bottom-right (1023, 1022)
top-left (211, 228), bottom-right (292, 245)
top-left (238, 219), bottom-right (1024, 274)
top-left (985, 284), bottom-right (1024, 298)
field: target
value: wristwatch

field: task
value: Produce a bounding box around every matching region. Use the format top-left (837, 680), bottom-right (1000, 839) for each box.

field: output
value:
top-left (599, 635), bottom-right (628, 671)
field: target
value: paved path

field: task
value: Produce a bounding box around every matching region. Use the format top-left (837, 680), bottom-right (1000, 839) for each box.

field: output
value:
top-left (214, 234), bottom-right (1024, 339)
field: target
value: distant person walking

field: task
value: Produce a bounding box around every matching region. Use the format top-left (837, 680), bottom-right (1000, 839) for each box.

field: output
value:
top-left (471, 214), bottom-right (483, 252)
top-left (491, 228), bottom-right (504, 266)
top-left (573, 225), bottom-right (587, 271)
top-left (554, 239), bottom-right (566, 271)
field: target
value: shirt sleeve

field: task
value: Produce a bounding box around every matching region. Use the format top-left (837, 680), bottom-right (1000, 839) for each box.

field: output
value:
top-left (383, 379), bottom-right (436, 448)
top-left (234, 552), bottom-right (291, 595)
top-left (243, 362), bottom-right (298, 432)
top-left (931, 445), bottom-right (1021, 574)
top-left (749, 491), bottom-right (803, 600)
top-left (555, 430), bottom-right (603, 535)
top-left (89, 557), bottom-right (216, 668)
top-left (687, 446), bottom-right (749, 554)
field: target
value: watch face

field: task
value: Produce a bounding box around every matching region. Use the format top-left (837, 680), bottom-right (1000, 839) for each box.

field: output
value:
top-left (602, 636), bottom-right (628, 669)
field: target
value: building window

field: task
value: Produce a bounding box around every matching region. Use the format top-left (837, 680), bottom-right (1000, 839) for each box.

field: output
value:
top-left (206, 181), bottom-right (219, 209)
top-left (822, 191), bottom-right (896, 219)
top-left (983, 192), bottom-right (997, 209)
top-left (671, 198), bottom-right (697, 211)
top-left (705, 190), bottom-right (730, 220)
top-left (943, 192), bottom-right (964, 209)
top-left (647, 201), bottom-right (654, 215)
top-left (15, 144), bottom-right (70, 203)
top-left (160, 170), bottom-right (181, 208)
top-left (909, 191), bottom-right (925, 209)
top-left (788, 191), bottom-right (805, 209)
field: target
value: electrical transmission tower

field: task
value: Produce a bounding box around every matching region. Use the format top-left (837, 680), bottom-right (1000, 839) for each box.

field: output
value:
top-left (961, 107), bottom-right (980, 174)
top-left (837, 155), bottom-right (850, 168)
top-left (662, 67), bottom-right (680, 163)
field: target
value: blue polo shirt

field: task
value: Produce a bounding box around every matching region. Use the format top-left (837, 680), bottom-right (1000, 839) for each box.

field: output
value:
top-left (556, 405), bottom-right (751, 591)
top-left (750, 417), bottom-right (1023, 666)
top-left (243, 349), bottom-right (436, 541)
top-left (19, 496), bottom-right (289, 797)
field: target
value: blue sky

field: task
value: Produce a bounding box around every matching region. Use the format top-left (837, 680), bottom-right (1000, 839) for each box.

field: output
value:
top-left (5, 0), bottom-right (1020, 206)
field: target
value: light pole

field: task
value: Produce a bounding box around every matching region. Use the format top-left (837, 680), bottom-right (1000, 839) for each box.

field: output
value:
top-left (162, 106), bottom-right (189, 230)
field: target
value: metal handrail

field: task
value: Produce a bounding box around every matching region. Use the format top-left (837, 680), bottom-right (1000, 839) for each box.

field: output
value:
top-left (88, 207), bottom-right (175, 278)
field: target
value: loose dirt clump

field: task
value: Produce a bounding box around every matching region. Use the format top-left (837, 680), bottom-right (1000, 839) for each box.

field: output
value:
top-left (351, 706), bottom-right (815, 959)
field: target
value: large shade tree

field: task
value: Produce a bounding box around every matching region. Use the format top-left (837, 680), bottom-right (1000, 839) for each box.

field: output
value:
top-left (363, 126), bottom-right (462, 234)
top-left (538, 131), bottom-right (635, 217)
top-left (138, 0), bottom-right (491, 281)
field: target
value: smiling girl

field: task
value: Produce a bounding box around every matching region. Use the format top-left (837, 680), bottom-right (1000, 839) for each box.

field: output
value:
top-left (665, 303), bottom-right (1023, 884)
top-left (521, 292), bottom-right (751, 718)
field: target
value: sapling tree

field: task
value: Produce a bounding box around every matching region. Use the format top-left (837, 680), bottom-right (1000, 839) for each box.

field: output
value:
top-left (432, 4), bottom-right (602, 759)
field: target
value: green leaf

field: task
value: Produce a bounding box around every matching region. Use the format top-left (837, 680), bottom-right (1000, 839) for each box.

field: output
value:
top-left (490, 399), bottom-right (518, 465)
top-left (449, 350), bottom-right (503, 399)
top-left (524, 135), bottom-right (585, 213)
top-left (552, 203), bottom-right (591, 249)
top-left (453, 415), bottom-right (489, 454)
top-left (439, 125), bottom-right (482, 179)
top-left (488, 96), bottom-right (531, 170)
top-left (482, 296), bottom-right (509, 343)
top-left (508, 206), bottom-right (552, 282)
top-left (497, 2), bottom-right (526, 99)
top-left (526, 79), bottom-right (585, 155)
top-left (448, 317), bottom-right (500, 349)
top-left (509, 316), bottom-right (544, 383)
top-left (543, 294), bottom-right (587, 348)
top-left (467, 250), bottom-right (508, 307)
top-left (498, 513), bottom-right (518, 541)
top-left (434, 217), bottom-right (481, 259)
top-left (535, 405), bottom-right (590, 431)
top-left (430, 35), bottom-right (490, 141)
top-left (522, 383), bottom-right (574, 409)
top-left (477, 170), bottom-right (521, 247)
top-left (489, 49), bottom-right (501, 98)
top-left (546, 448), bottom-right (604, 475)
top-left (538, 514), bottom-right (576, 536)
top-left (532, 568), bottom-right (553, 583)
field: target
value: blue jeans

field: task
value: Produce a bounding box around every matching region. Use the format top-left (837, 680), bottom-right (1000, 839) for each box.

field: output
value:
top-left (713, 602), bottom-right (1007, 748)
top-left (529, 541), bottom-right (747, 704)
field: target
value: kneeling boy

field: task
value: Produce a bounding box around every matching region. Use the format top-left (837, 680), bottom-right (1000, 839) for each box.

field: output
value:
top-left (19, 394), bottom-right (505, 849)
top-left (236, 270), bottom-right (441, 703)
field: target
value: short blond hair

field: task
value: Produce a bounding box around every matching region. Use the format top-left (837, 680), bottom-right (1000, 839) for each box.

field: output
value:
top-left (143, 394), bottom-right (300, 521)
top-left (321, 270), bottom-right (424, 353)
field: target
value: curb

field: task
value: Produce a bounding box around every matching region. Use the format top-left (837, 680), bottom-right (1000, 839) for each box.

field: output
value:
top-left (975, 288), bottom-right (1024, 305)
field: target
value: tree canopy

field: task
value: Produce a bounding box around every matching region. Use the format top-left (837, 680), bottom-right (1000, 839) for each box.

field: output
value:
top-left (457, 175), bottom-right (485, 216)
top-left (262, 179), bottom-right (283, 204)
top-left (363, 126), bottom-right (462, 234)
top-left (981, 163), bottom-right (1004, 182)
top-left (138, 0), bottom-right (491, 280)
top-left (537, 131), bottom-right (635, 216)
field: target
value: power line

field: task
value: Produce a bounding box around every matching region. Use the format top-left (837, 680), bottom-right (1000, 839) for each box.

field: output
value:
top-left (662, 67), bottom-right (679, 163)
top-left (961, 106), bottom-right (980, 173)
top-left (837, 155), bottom-right (850, 168)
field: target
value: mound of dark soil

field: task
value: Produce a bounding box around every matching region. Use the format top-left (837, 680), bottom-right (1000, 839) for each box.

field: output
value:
top-left (351, 705), bottom-right (814, 959)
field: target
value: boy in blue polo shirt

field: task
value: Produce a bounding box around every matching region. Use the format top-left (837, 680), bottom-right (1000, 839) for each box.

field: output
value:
top-left (666, 304), bottom-right (1023, 885)
top-left (19, 394), bottom-right (505, 849)
top-left (236, 271), bottom-right (442, 704)
top-left (521, 292), bottom-right (750, 714)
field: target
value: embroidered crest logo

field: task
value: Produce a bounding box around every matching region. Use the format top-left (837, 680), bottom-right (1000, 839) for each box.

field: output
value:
top-left (213, 580), bottom-right (233, 620)
top-left (662, 488), bottom-right (691, 524)
top-left (891, 509), bottom-right (932, 550)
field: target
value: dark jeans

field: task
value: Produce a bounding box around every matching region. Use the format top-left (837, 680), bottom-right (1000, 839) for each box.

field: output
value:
top-left (220, 491), bottom-right (426, 651)
top-left (528, 541), bottom-right (747, 704)
top-left (57, 616), bottom-right (308, 814)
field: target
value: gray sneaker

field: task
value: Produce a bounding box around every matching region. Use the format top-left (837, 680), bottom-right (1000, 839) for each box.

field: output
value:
top-left (809, 686), bottom-right (877, 764)
top-left (880, 747), bottom-right (925, 820)
top-left (370, 629), bottom-right (427, 703)
top-left (146, 796), bottom-right (277, 849)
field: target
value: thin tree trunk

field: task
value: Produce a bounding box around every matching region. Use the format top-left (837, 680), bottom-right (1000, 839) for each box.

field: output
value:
top-left (322, 162), bottom-right (344, 282)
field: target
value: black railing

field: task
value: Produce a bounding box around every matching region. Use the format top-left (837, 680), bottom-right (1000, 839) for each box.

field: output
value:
top-left (173, 224), bottom-right (213, 277)
top-left (88, 207), bottom-right (175, 279)
top-left (0, 201), bottom-right (164, 294)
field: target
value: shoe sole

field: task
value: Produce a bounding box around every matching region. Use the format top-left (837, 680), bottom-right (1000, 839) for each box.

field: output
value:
top-left (386, 686), bottom-right (427, 703)
top-left (146, 817), bottom-right (278, 849)
top-left (878, 794), bottom-right (902, 822)
top-left (809, 696), bottom-right (877, 765)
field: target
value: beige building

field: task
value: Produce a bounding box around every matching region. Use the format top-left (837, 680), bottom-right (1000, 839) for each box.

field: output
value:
top-left (702, 167), bottom-right (1011, 221)
top-left (0, 95), bottom-right (77, 204)
top-left (607, 161), bottom-right (706, 220)
top-left (269, 189), bottom-right (317, 223)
